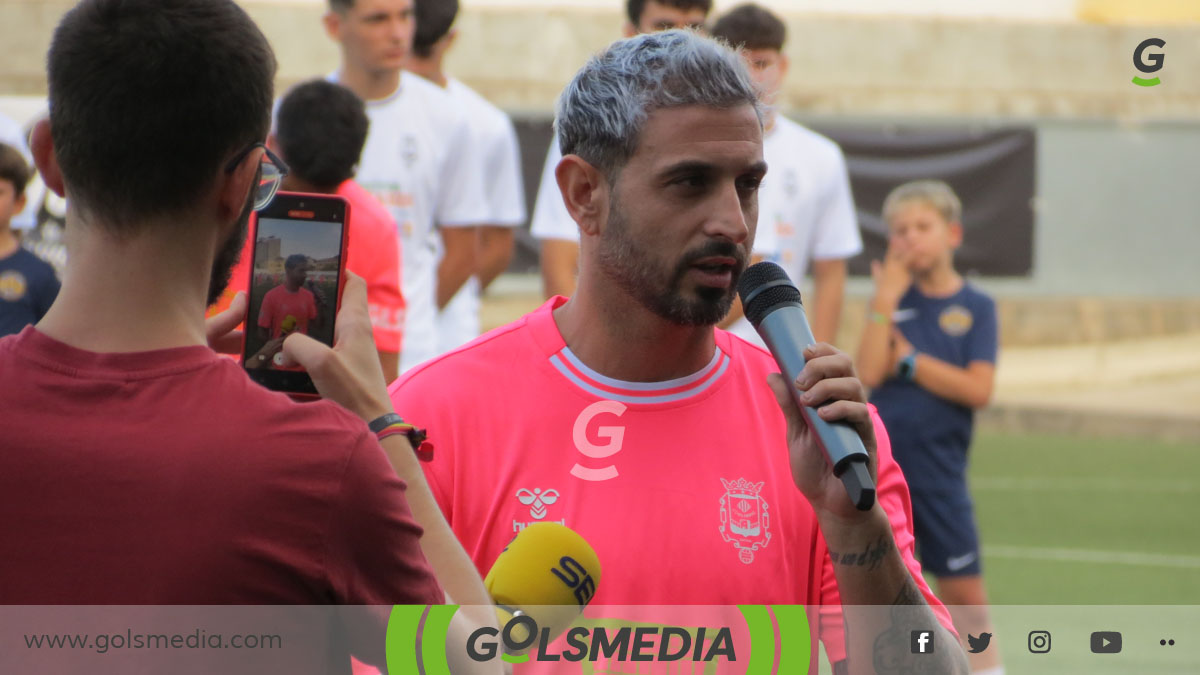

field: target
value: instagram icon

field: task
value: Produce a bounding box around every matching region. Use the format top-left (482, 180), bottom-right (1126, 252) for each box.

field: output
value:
top-left (1028, 631), bottom-right (1052, 654)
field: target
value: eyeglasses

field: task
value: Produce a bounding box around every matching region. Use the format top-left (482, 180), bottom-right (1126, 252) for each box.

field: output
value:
top-left (225, 142), bottom-right (290, 211)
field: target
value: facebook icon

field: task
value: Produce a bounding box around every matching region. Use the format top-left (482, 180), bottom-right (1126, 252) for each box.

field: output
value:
top-left (911, 630), bottom-right (935, 654)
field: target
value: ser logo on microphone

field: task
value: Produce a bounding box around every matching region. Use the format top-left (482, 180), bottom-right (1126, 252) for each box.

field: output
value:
top-left (552, 555), bottom-right (597, 607)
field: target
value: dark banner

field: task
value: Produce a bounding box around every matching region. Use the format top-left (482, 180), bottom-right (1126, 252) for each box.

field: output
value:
top-left (511, 119), bottom-right (1036, 278)
top-left (815, 125), bottom-right (1036, 277)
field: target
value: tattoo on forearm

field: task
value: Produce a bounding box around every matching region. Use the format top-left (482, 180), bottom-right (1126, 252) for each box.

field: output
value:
top-left (828, 536), bottom-right (893, 571)
top-left (867, 578), bottom-right (966, 674)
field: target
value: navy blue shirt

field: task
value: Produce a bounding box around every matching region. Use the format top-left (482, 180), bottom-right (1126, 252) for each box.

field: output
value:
top-left (0, 247), bottom-right (60, 338)
top-left (869, 282), bottom-right (997, 489)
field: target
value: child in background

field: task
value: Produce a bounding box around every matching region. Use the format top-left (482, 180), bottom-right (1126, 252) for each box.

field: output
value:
top-left (0, 143), bottom-right (59, 338)
top-left (857, 179), bottom-right (1003, 675)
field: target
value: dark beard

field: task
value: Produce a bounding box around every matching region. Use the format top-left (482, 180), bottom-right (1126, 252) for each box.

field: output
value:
top-left (206, 182), bottom-right (256, 307)
top-left (595, 199), bottom-right (745, 326)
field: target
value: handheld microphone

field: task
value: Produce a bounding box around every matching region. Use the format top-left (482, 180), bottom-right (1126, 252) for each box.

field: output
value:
top-left (737, 262), bottom-right (876, 511)
top-left (484, 523), bottom-right (601, 650)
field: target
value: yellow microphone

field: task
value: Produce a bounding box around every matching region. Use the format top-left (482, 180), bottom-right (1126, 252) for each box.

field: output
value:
top-left (484, 523), bottom-right (601, 652)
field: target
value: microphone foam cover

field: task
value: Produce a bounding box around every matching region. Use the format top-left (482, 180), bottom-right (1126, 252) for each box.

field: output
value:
top-left (738, 261), bottom-right (802, 326)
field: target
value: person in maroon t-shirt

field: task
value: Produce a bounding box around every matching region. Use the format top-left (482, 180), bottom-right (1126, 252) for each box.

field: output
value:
top-left (0, 1), bottom-right (499, 673)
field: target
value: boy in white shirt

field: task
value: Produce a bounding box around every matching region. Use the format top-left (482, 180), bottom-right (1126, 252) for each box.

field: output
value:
top-left (406, 0), bottom-right (527, 352)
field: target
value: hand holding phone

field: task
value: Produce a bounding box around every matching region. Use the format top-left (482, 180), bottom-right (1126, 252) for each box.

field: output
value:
top-left (281, 273), bottom-right (393, 423)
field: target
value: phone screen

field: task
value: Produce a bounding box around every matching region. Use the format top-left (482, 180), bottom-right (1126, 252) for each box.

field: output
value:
top-left (242, 193), bottom-right (347, 395)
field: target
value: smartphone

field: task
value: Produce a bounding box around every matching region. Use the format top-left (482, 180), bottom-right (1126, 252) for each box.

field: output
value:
top-left (242, 192), bottom-right (350, 397)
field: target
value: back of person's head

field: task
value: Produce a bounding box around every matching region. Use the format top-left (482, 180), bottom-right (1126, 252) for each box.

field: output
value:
top-left (626, 0), bottom-right (713, 27)
top-left (556, 29), bottom-right (760, 181)
top-left (0, 143), bottom-right (31, 198)
top-left (276, 81), bottom-right (369, 192)
top-left (710, 3), bottom-right (786, 51)
top-left (47, 0), bottom-right (276, 233)
top-left (412, 0), bottom-right (459, 58)
top-left (883, 180), bottom-right (963, 226)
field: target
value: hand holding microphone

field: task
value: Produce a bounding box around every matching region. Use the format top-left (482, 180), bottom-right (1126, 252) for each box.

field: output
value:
top-left (738, 262), bottom-right (877, 513)
top-left (483, 522), bottom-right (601, 653)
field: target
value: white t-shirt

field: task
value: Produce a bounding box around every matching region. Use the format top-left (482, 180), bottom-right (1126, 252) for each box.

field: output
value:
top-left (342, 71), bottom-right (489, 372)
top-left (528, 136), bottom-right (576, 242)
top-left (0, 113), bottom-right (48, 231)
top-left (436, 78), bottom-right (527, 353)
top-left (728, 116), bottom-right (862, 345)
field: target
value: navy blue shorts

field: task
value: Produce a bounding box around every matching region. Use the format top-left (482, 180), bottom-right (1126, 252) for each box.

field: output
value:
top-left (909, 487), bottom-right (982, 578)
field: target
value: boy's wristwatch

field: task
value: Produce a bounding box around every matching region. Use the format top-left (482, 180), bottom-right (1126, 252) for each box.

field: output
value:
top-left (897, 351), bottom-right (918, 381)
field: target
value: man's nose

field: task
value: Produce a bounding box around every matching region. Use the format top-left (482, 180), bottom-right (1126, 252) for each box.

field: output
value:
top-left (704, 182), bottom-right (751, 244)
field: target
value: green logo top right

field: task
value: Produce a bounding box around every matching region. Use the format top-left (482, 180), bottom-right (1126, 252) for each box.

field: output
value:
top-left (1133, 38), bottom-right (1166, 87)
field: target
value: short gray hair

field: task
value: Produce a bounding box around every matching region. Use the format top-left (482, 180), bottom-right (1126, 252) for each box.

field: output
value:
top-left (555, 29), bottom-right (762, 179)
top-left (882, 180), bottom-right (963, 225)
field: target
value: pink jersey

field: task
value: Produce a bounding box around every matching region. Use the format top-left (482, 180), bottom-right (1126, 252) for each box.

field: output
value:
top-left (258, 285), bottom-right (317, 339)
top-left (388, 297), bottom-right (953, 669)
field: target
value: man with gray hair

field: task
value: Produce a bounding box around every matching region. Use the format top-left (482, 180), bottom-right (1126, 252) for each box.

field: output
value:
top-left (390, 30), bottom-right (966, 673)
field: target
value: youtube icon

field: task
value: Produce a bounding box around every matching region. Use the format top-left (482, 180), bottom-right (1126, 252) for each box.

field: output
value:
top-left (1090, 632), bottom-right (1122, 654)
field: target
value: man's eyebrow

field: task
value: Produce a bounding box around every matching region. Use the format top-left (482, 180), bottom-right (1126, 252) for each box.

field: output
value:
top-left (657, 160), bottom-right (768, 177)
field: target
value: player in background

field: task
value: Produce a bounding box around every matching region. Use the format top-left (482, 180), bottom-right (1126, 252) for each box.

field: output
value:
top-left (857, 180), bottom-right (1001, 675)
top-left (0, 143), bottom-right (58, 337)
top-left (530, 0), bottom-right (712, 299)
top-left (406, 0), bottom-right (527, 353)
top-left (711, 4), bottom-right (861, 346)
top-left (258, 254), bottom-right (319, 342)
top-left (323, 0), bottom-right (488, 373)
top-left (219, 80), bottom-right (407, 381)
top-left (391, 30), bottom-right (967, 674)
top-left (0, 113), bottom-right (48, 235)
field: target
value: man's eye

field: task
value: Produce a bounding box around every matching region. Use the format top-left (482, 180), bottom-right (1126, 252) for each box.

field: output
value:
top-left (675, 175), bottom-right (705, 188)
top-left (738, 177), bottom-right (763, 192)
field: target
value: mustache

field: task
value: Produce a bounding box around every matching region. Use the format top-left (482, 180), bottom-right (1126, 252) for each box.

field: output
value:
top-left (679, 239), bottom-right (748, 270)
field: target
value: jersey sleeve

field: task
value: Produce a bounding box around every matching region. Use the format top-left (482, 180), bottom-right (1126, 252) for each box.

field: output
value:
top-left (809, 146), bottom-right (863, 262)
top-left (435, 110), bottom-right (490, 228)
top-left (817, 407), bottom-right (956, 665)
top-left (965, 293), bottom-right (999, 365)
top-left (485, 115), bottom-right (527, 226)
top-left (324, 428), bottom-right (444, 666)
top-left (365, 221), bottom-right (405, 354)
top-left (529, 138), bottom-right (580, 242)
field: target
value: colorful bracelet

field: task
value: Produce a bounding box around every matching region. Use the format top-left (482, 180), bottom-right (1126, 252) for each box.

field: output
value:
top-left (367, 413), bottom-right (434, 461)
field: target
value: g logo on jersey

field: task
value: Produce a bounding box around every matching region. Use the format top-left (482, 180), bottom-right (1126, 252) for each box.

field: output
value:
top-left (570, 400), bottom-right (626, 482)
top-left (0, 270), bottom-right (27, 301)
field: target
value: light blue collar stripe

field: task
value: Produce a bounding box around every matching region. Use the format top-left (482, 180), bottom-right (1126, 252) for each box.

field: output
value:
top-left (549, 353), bottom-right (730, 405)
top-left (559, 346), bottom-right (722, 392)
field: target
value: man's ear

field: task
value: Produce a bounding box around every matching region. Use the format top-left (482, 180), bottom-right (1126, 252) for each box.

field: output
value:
top-left (322, 10), bottom-right (343, 42)
top-left (13, 192), bottom-right (27, 214)
top-left (779, 52), bottom-right (790, 78)
top-left (266, 132), bottom-right (280, 153)
top-left (30, 119), bottom-right (65, 198)
top-left (622, 22), bottom-right (638, 38)
top-left (555, 155), bottom-right (608, 238)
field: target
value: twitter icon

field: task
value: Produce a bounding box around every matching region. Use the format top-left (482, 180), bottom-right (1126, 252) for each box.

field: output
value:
top-left (968, 633), bottom-right (993, 653)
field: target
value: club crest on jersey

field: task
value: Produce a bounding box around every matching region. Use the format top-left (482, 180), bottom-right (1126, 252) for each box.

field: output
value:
top-left (719, 478), bottom-right (771, 564)
top-left (0, 270), bottom-right (27, 301)
top-left (401, 135), bottom-right (418, 168)
top-left (938, 305), bottom-right (974, 337)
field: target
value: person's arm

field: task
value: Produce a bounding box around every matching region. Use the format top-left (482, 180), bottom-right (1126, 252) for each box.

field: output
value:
top-left (809, 258), bottom-right (847, 345)
top-left (895, 298), bottom-right (998, 409)
top-left (767, 344), bottom-right (968, 675)
top-left (540, 239), bottom-right (579, 299)
top-left (477, 226), bottom-right (515, 292)
top-left (437, 226), bottom-right (478, 310)
top-left (856, 247), bottom-right (910, 389)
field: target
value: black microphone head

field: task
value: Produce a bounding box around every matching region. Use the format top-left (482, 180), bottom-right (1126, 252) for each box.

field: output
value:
top-left (738, 262), bottom-right (803, 327)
